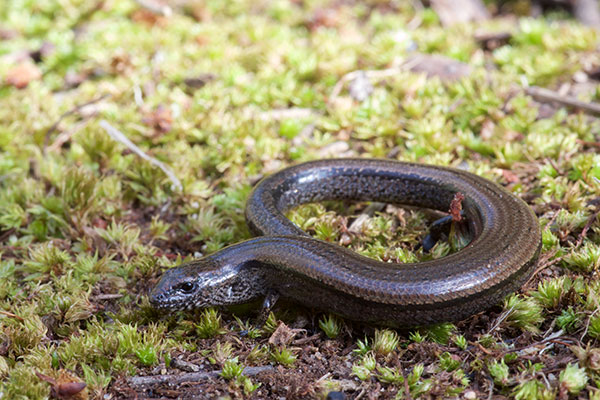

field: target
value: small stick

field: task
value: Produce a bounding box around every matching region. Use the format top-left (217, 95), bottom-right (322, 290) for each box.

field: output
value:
top-left (47, 118), bottom-right (91, 152)
top-left (258, 108), bottom-right (316, 121)
top-left (575, 206), bottom-right (600, 248)
top-left (170, 358), bottom-right (201, 372)
top-left (525, 249), bottom-right (564, 287)
top-left (92, 293), bottom-right (124, 301)
top-left (128, 365), bottom-right (273, 386)
top-left (44, 93), bottom-right (110, 150)
top-left (99, 120), bottom-right (183, 192)
top-left (400, 362), bottom-right (413, 400)
top-left (0, 310), bottom-right (24, 322)
top-left (576, 139), bottom-right (600, 148)
top-left (525, 86), bottom-right (600, 116)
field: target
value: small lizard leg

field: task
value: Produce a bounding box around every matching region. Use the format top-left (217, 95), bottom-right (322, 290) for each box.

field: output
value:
top-left (256, 290), bottom-right (280, 327)
top-left (422, 214), bottom-right (454, 252)
top-left (239, 291), bottom-right (280, 336)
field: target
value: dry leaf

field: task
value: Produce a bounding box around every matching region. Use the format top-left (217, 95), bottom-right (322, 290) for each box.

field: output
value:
top-left (503, 130), bottom-right (524, 141)
top-left (143, 104), bottom-right (173, 133)
top-left (307, 7), bottom-right (340, 30)
top-left (449, 192), bottom-right (465, 222)
top-left (480, 119), bottom-right (495, 140)
top-left (131, 9), bottom-right (167, 26)
top-left (110, 53), bottom-right (133, 75)
top-left (269, 322), bottom-right (299, 347)
top-left (5, 62), bottom-right (42, 88)
top-left (502, 169), bottom-right (520, 184)
top-left (36, 370), bottom-right (88, 400)
top-left (406, 54), bottom-right (471, 82)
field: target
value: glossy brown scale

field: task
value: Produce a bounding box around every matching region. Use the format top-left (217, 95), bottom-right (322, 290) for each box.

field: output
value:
top-left (150, 159), bottom-right (541, 326)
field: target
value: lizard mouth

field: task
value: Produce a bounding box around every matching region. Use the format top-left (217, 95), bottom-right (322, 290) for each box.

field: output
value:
top-left (149, 290), bottom-right (178, 310)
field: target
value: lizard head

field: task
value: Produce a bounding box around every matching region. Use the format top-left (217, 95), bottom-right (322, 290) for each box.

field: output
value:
top-left (149, 258), bottom-right (264, 311)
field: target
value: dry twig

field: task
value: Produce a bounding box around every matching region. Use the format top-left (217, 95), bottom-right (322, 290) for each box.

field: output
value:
top-left (574, 206), bottom-right (600, 248)
top-left (525, 86), bottom-right (600, 116)
top-left (47, 118), bottom-right (91, 152)
top-left (44, 93), bottom-right (110, 150)
top-left (0, 310), bottom-right (24, 322)
top-left (258, 108), bottom-right (316, 121)
top-left (99, 120), bottom-right (183, 192)
top-left (129, 366), bottom-right (273, 386)
top-left (525, 249), bottom-right (564, 287)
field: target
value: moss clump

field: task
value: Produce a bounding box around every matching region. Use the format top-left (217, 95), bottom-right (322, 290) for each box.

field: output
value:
top-left (1, 0), bottom-right (600, 398)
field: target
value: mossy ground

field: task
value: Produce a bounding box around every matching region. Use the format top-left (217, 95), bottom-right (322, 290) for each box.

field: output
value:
top-left (1, 0), bottom-right (600, 399)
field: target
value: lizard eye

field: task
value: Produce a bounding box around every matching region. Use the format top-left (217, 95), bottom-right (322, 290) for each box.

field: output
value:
top-left (178, 282), bottom-right (195, 293)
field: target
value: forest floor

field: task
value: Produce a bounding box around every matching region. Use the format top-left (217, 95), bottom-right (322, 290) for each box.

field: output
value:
top-left (1, 0), bottom-right (600, 399)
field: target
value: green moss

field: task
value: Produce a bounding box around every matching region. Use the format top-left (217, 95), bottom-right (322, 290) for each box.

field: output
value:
top-left (488, 359), bottom-right (510, 386)
top-left (319, 314), bottom-right (342, 339)
top-left (502, 294), bottom-right (544, 333)
top-left (270, 346), bottom-right (297, 367)
top-left (531, 276), bottom-right (572, 309)
top-left (195, 308), bottom-right (227, 339)
top-left (1, 1), bottom-right (600, 397)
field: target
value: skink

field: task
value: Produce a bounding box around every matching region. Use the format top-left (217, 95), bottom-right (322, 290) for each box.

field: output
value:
top-left (150, 159), bottom-right (541, 326)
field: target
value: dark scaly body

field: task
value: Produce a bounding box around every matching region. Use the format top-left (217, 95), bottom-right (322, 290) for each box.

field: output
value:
top-left (150, 159), bottom-right (541, 326)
